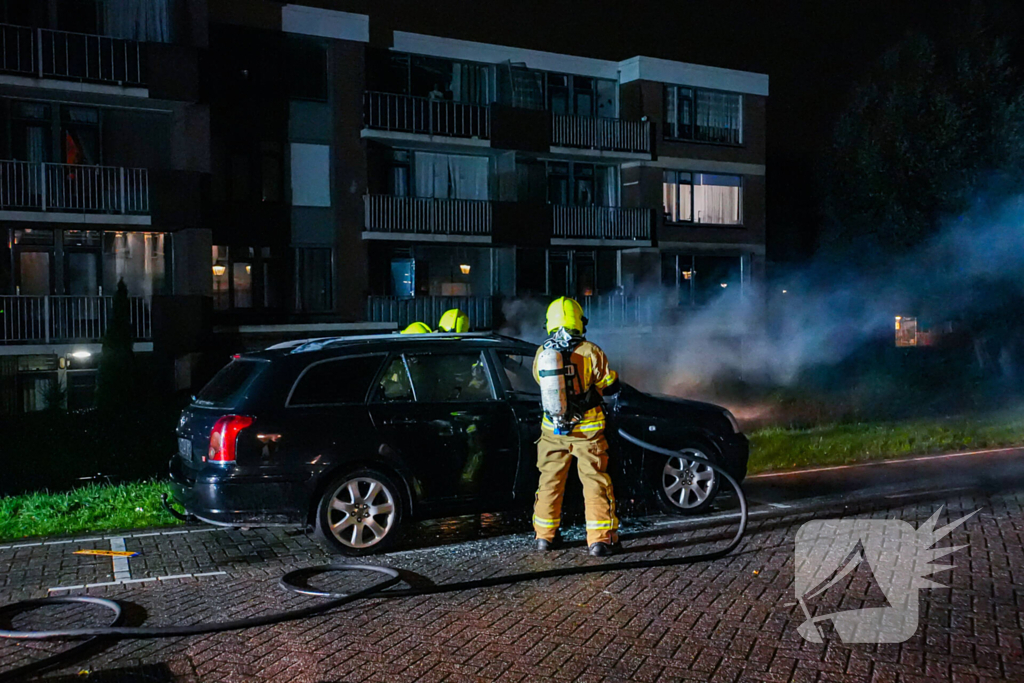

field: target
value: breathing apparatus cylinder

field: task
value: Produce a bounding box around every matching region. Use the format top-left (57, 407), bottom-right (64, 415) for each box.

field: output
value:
top-left (537, 341), bottom-right (578, 435)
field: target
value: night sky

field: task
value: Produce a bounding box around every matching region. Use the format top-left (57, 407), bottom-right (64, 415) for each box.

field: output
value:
top-left (329, 0), bottom-right (1024, 261)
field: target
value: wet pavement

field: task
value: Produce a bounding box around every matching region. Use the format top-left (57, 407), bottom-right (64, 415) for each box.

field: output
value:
top-left (2, 451), bottom-right (1024, 681)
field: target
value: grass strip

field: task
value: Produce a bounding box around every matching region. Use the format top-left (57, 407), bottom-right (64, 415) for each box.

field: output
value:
top-left (748, 410), bottom-right (1024, 474)
top-left (0, 480), bottom-right (182, 543)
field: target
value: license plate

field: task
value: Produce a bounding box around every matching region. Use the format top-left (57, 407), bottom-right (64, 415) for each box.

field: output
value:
top-left (178, 437), bottom-right (193, 461)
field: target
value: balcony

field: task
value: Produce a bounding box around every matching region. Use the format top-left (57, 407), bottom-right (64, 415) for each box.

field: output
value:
top-left (366, 295), bottom-right (493, 330)
top-left (0, 160), bottom-right (149, 222)
top-left (364, 195), bottom-right (492, 240)
top-left (582, 294), bottom-right (658, 328)
top-left (1, 295), bottom-right (152, 345)
top-left (552, 205), bottom-right (652, 242)
top-left (0, 24), bottom-right (144, 86)
top-left (551, 114), bottom-right (651, 155)
top-left (363, 92), bottom-right (490, 140)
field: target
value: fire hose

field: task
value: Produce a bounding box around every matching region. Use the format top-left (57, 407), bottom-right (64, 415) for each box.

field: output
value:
top-left (0, 429), bottom-right (748, 681)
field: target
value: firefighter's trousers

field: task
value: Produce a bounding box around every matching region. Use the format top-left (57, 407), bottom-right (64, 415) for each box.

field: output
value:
top-left (533, 430), bottom-right (619, 546)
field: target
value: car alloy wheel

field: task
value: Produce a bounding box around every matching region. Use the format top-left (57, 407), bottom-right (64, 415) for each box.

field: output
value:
top-left (326, 476), bottom-right (397, 550)
top-left (662, 449), bottom-right (716, 510)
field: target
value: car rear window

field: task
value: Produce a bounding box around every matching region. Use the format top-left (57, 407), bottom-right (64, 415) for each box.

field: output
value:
top-left (195, 360), bottom-right (266, 407)
top-left (289, 355), bottom-right (385, 406)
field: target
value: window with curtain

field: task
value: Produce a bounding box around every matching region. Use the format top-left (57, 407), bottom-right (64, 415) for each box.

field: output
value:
top-left (103, 0), bottom-right (176, 43)
top-left (663, 171), bottom-right (741, 225)
top-left (413, 152), bottom-right (489, 200)
top-left (102, 232), bottom-right (167, 297)
top-left (664, 85), bottom-right (741, 144)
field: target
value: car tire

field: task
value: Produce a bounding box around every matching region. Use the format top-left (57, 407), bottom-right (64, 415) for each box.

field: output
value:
top-left (315, 469), bottom-right (404, 556)
top-left (650, 440), bottom-right (721, 516)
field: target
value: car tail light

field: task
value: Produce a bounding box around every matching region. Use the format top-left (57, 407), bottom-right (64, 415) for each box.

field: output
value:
top-left (208, 415), bottom-right (254, 464)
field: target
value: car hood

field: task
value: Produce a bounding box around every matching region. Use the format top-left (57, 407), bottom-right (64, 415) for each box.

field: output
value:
top-left (615, 384), bottom-right (733, 432)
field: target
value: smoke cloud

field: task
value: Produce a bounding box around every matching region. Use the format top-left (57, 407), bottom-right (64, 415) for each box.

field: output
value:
top-left (502, 194), bottom-right (1024, 424)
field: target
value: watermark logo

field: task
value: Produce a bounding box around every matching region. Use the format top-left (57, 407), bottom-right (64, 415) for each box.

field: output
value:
top-left (794, 506), bottom-right (977, 643)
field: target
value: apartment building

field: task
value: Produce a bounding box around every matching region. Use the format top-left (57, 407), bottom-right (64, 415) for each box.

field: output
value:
top-left (204, 3), bottom-right (766, 333)
top-left (0, 0), bottom-right (767, 411)
top-left (0, 0), bottom-right (209, 411)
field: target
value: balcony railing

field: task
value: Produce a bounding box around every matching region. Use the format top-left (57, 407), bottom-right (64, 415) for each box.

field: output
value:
top-left (364, 195), bottom-right (492, 236)
top-left (0, 160), bottom-right (149, 214)
top-left (364, 92), bottom-right (491, 139)
top-left (552, 205), bottom-right (651, 240)
top-left (582, 294), bottom-right (656, 328)
top-left (552, 114), bottom-right (651, 154)
top-left (1, 295), bottom-right (152, 344)
top-left (366, 296), bottom-right (493, 330)
top-left (0, 24), bottom-right (144, 86)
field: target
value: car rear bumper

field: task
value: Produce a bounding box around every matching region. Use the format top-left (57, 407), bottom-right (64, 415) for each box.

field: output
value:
top-left (168, 456), bottom-right (310, 527)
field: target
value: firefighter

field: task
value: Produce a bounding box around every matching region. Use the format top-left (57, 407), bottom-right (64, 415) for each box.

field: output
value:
top-left (438, 308), bottom-right (470, 333)
top-left (533, 297), bottom-right (622, 556)
top-left (401, 321), bottom-right (432, 334)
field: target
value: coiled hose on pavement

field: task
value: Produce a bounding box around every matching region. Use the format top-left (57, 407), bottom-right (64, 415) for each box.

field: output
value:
top-left (0, 429), bottom-right (747, 681)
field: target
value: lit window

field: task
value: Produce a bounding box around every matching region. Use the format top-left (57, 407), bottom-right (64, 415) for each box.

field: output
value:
top-left (663, 172), bottom-right (741, 225)
top-left (664, 86), bottom-right (742, 145)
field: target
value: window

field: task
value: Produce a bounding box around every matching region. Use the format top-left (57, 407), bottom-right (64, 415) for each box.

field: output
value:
top-left (378, 357), bottom-right (414, 401)
top-left (261, 142), bottom-right (283, 202)
top-left (212, 245), bottom-right (229, 310)
top-left (295, 247), bottom-right (333, 312)
top-left (62, 105), bottom-right (99, 165)
top-left (103, 232), bottom-right (167, 298)
top-left (232, 247), bottom-right (253, 309)
top-left (388, 150), bottom-right (411, 196)
top-left (545, 162), bottom-right (617, 206)
top-left (663, 171), bottom-right (741, 225)
top-left (405, 353), bottom-right (494, 402)
top-left (11, 102), bottom-right (51, 162)
top-left (413, 152), bottom-right (488, 200)
top-left (499, 353), bottom-right (539, 395)
top-left (286, 38), bottom-right (328, 101)
top-left (196, 360), bottom-right (267, 408)
top-left (664, 86), bottom-right (742, 145)
top-left (289, 355), bottom-right (385, 406)
top-left (213, 244), bottom-right (277, 310)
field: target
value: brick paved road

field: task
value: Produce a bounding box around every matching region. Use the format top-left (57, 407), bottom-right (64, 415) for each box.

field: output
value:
top-left (1, 486), bottom-right (1022, 682)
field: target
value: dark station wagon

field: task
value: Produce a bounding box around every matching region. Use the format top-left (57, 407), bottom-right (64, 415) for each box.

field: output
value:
top-left (170, 333), bottom-right (749, 555)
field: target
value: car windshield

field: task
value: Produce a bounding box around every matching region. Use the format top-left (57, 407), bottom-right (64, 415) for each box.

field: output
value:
top-left (195, 359), bottom-right (265, 407)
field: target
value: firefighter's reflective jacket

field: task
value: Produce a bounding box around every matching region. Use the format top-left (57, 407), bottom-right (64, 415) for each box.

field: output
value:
top-left (532, 339), bottom-right (618, 436)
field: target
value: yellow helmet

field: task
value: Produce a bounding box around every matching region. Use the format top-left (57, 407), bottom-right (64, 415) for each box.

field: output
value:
top-left (545, 297), bottom-right (586, 334)
top-left (438, 308), bottom-right (470, 333)
top-left (401, 321), bottom-right (433, 334)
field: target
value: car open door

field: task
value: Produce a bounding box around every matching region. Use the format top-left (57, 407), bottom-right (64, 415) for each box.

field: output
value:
top-left (491, 350), bottom-right (544, 499)
top-left (368, 351), bottom-right (520, 512)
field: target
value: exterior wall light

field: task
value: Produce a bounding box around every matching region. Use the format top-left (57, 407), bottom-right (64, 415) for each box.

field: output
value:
top-left (71, 350), bottom-right (92, 359)
top-left (460, 264), bottom-right (471, 275)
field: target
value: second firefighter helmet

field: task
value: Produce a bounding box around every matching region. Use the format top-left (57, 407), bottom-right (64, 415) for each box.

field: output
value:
top-left (438, 308), bottom-right (470, 333)
top-left (401, 321), bottom-right (433, 334)
top-left (545, 297), bottom-right (587, 335)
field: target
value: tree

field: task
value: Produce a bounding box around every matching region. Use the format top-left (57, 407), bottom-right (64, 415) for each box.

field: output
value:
top-left (823, 26), bottom-right (1024, 255)
top-left (95, 279), bottom-right (136, 411)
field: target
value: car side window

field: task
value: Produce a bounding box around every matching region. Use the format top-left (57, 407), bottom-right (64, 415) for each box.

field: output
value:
top-left (378, 357), bottom-right (414, 402)
top-left (499, 353), bottom-right (539, 396)
top-left (406, 352), bottom-right (494, 402)
top-left (289, 355), bottom-right (385, 406)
